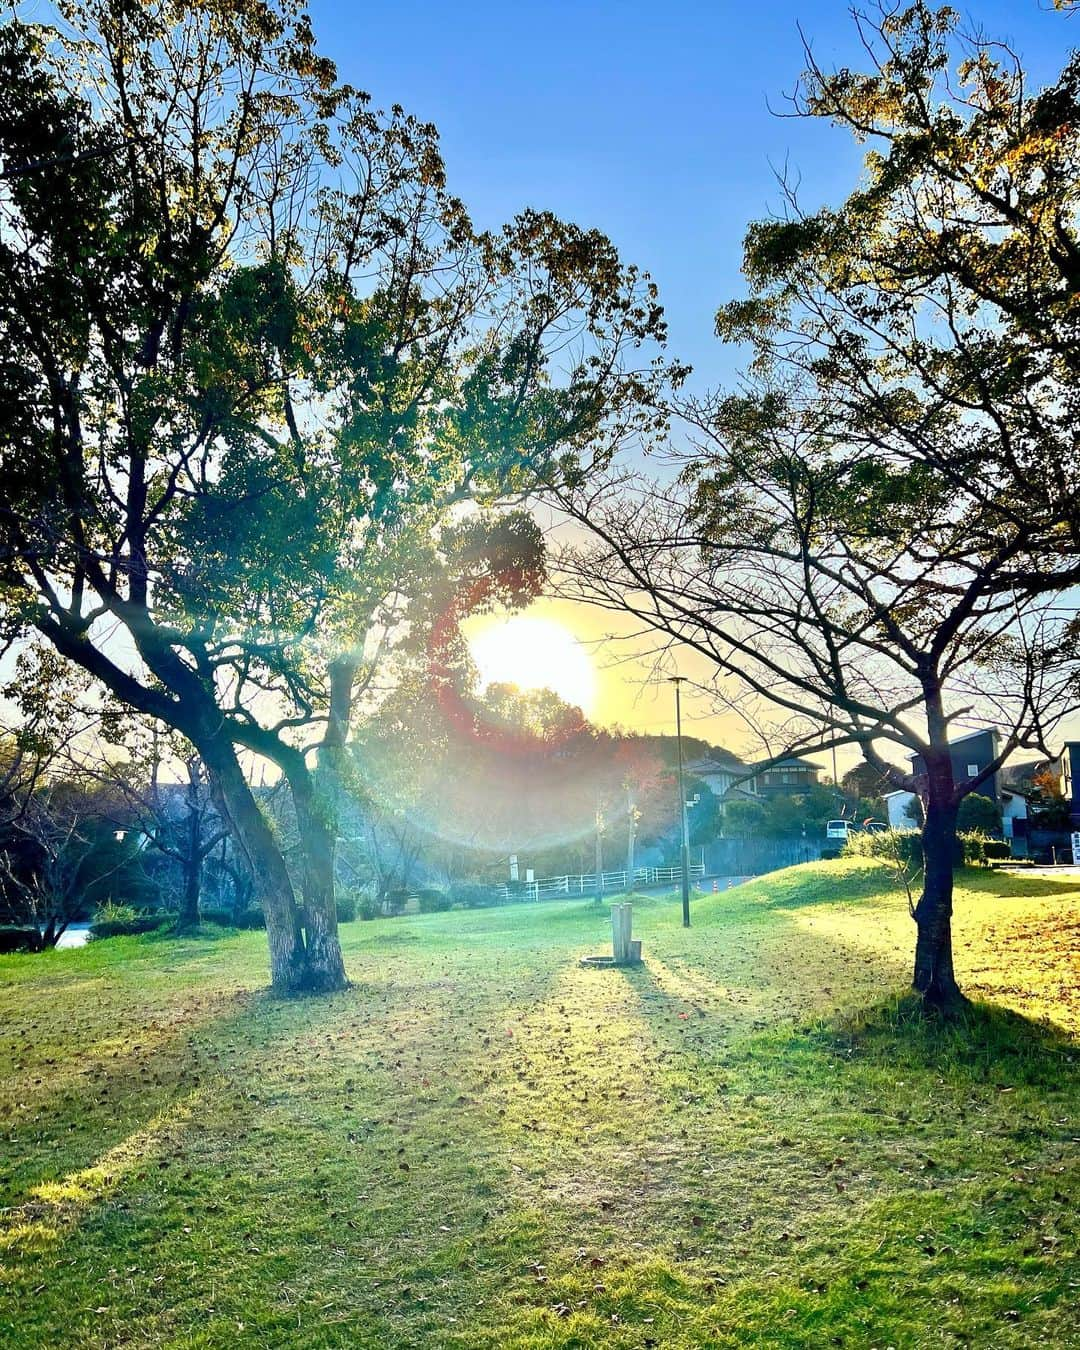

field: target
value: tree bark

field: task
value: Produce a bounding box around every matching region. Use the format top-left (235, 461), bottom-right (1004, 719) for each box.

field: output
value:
top-left (290, 781), bottom-right (348, 993)
top-left (912, 760), bottom-right (966, 1011)
top-left (276, 653), bottom-right (354, 994)
top-left (178, 851), bottom-right (201, 932)
top-left (176, 770), bottom-right (202, 932)
top-left (198, 729), bottom-right (311, 993)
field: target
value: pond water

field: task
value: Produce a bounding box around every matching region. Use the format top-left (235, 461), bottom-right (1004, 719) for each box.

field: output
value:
top-left (56, 924), bottom-right (91, 949)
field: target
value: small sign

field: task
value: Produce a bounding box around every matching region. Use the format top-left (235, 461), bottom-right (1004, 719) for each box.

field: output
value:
top-left (1072, 832), bottom-right (1080, 865)
top-left (525, 868), bottom-right (534, 883)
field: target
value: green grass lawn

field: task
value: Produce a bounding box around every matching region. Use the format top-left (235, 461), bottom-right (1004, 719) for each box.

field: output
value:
top-left (1, 858), bottom-right (1078, 1348)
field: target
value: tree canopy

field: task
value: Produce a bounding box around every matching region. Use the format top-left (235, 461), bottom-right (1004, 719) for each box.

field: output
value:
top-left (559, 1), bottom-right (1080, 1008)
top-left (0, 0), bottom-right (669, 990)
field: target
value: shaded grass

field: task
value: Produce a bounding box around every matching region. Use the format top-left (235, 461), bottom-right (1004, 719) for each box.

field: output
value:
top-left (1, 861), bottom-right (1078, 1346)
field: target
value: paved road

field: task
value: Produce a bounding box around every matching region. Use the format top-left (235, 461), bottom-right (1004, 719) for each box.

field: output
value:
top-left (999, 863), bottom-right (1079, 875)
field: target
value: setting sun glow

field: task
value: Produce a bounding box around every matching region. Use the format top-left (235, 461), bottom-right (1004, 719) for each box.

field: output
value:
top-left (466, 616), bottom-right (597, 716)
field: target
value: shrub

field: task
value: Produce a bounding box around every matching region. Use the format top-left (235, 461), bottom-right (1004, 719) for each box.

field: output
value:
top-left (191, 906), bottom-right (265, 930)
top-left (90, 902), bottom-right (167, 939)
top-left (382, 888), bottom-right (410, 916)
top-left (335, 890), bottom-right (358, 924)
top-left (983, 839), bottom-right (1012, 861)
top-left (449, 882), bottom-right (498, 908)
top-left (957, 831), bottom-right (987, 867)
top-left (93, 900), bottom-right (140, 925)
top-left (843, 829), bottom-right (922, 869)
top-left (844, 827), bottom-right (995, 870)
top-left (415, 887), bottom-right (451, 913)
top-left (357, 892), bottom-right (383, 921)
top-left (199, 907), bottom-right (235, 928)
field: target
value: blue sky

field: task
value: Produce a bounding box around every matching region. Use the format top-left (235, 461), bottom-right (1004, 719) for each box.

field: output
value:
top-left (308, 2), bottom-right (1078, 748)
top-left (310, 1), bottom-right (1073, 391)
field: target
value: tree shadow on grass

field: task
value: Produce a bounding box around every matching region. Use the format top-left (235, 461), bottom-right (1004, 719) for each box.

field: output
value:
top-left (961, 868), bottom-right (1080, 900)
top-left (0, 978), bottom-right (385, 1211)
top-left (793, 991), bottom-right (1080, 1092)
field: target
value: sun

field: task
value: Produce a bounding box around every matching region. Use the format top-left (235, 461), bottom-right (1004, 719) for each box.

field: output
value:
top-left (465, 616), bottom-right (597, 716)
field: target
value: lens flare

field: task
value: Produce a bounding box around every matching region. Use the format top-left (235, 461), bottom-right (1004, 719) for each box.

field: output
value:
top-left (465, 616), bottom-right (597, 716)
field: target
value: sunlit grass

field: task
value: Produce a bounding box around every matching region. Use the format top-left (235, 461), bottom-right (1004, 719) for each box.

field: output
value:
top-left (1, 860), bottom-right (1078, 1346)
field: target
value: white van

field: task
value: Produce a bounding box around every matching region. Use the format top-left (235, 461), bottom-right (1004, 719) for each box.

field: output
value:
top-left (826, 819), bottom-right (851, 841)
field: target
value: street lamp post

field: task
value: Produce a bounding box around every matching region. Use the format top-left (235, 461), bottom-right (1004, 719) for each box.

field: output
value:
top-left (668, 676), bottom-right (691, 928)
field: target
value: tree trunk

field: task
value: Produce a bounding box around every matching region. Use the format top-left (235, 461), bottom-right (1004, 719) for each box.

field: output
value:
top-left (912, 779), bottom-right (966, 1011)
top-left (291, 783), bottom-right (348, 994)
top-left (277, 653), bottom-right (354, 993)
top-left (177, 852), bottom-right (201, 931)
top-left (176, 771), bottom-right (201, 932)
top-left (198, 730), bottom-right (311, 994)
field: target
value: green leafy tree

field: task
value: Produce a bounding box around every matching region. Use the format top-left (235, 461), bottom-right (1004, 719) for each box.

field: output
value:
top-left (723, 799), bottom-right (767, 838)
top-left (841, 763), bottom-right (889, 817)
top-left (0, 2), bottom-right (667, 991)
top-left (684, 776), bottom-right (721, 847)
top-left (726, 2), bottom-right (1080, 559)
top-left (956, 793), bottom-right (1001, 836)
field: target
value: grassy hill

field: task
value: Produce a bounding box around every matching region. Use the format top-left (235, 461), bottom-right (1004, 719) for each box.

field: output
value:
top-left (1, 859), bottom-right (1078, 1347)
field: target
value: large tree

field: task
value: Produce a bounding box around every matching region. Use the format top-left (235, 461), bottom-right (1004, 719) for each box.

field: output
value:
top-left (0, 1), bottom-right (666, 991)
top-left (559, 3), bottom-right (1080, 1009)
top-left (723, 1), bottom-right (1080, 569)
top-left (559, 397), bottom-right (1079, 1008)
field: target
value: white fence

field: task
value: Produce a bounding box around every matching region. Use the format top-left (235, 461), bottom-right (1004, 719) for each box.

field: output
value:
top-left (496, 862), bottom-right (705, 903)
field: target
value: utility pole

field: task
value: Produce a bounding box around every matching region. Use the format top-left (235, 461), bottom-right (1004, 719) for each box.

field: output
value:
top-left (594, 793), bottom-right (604, 899)
top-left (668, 676), bottom-right (691, 928)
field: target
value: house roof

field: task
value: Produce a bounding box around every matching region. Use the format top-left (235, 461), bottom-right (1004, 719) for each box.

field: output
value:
top-left (906, 728), bottom-right (1000, 761)
top-left (686, 755), bottom-right (746, 776)
top-left (749, 755), bottom-right (819, 771)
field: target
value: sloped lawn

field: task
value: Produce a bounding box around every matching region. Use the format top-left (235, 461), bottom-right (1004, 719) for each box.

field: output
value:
top-left (1, 859), bottom-right (1077, 1347)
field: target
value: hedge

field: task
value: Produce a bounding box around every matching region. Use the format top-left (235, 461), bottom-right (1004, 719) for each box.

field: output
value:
top-left (415, 888), bottom-right (452, 913)
top-left (842, 828), bottom-right (1000, 869)
top-left (90, 914), bottom-right (168, 940)
top-left (843, 829), bottom-right (922, 867)
top-left (199, 907), bottom-right (266, 930)
top-left (449, 882), bottom-right (499, 909)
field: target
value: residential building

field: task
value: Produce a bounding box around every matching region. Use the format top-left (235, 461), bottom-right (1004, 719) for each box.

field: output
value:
top-left (882, 732), bottom-right (1080, 843)
top-left (910, 729), bottom-right (1003, 799)
top-left (686, 751), bottom-right (821, 804)
top-left (684, 754), bottom-right (745, 799)
top-left (746, 755), bottom-right (820, 797)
